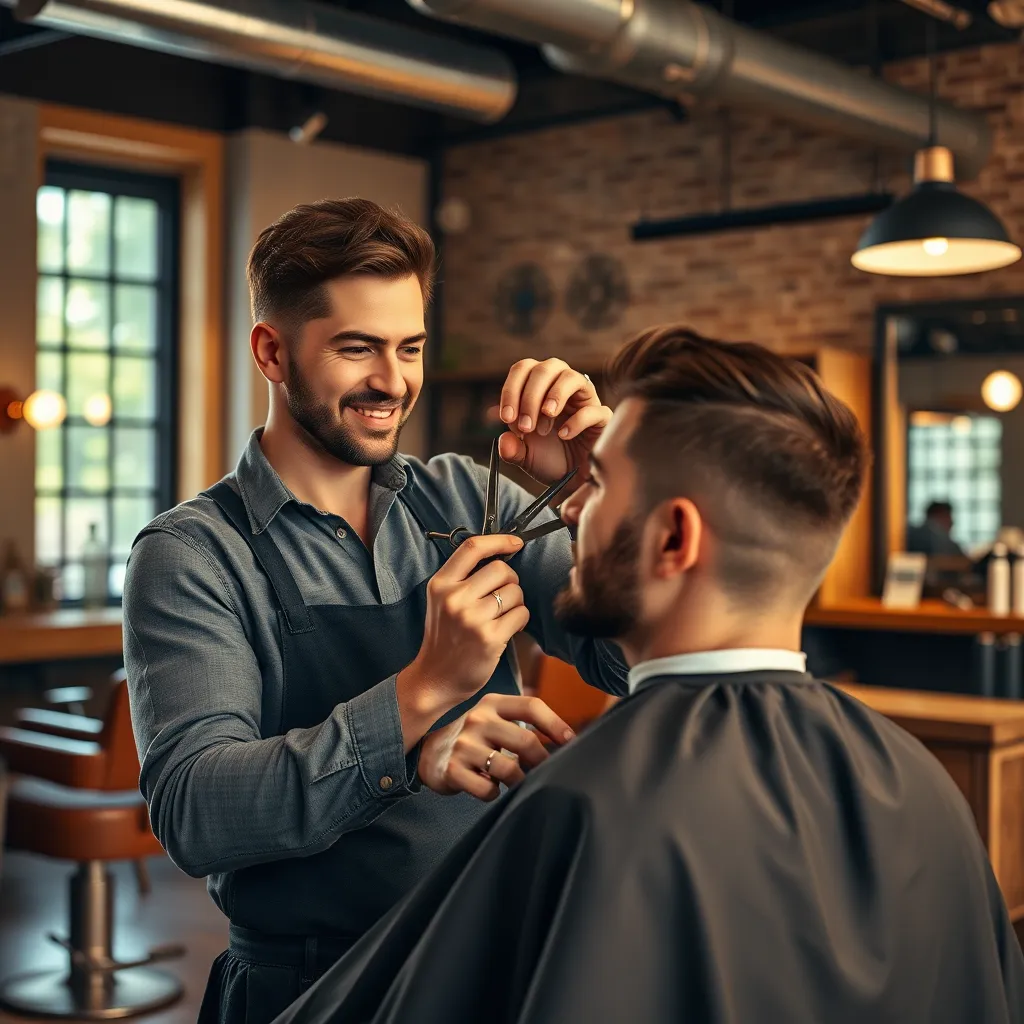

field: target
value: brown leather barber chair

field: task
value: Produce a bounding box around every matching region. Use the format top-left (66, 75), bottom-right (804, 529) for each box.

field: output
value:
top-left (0, 670), bottom-right (184, 1019)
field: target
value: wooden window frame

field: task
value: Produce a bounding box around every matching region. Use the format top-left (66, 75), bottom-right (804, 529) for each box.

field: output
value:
top-left (38, 104), bottom-right (226, 501)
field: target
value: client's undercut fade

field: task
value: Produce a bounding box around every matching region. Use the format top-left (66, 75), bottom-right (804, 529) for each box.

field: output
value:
top-left (607, 325), bottom-right (869, 603)
top-left (247, 197), bottom-right (436, 330)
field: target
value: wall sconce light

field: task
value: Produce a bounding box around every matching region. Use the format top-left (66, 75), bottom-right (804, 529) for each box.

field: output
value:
top-left (82, 392), bottom-right (111, 427)
top-left (981, 370), bottom-right (1023, 413)
top-left (0, 387), bottom-right (67, 434)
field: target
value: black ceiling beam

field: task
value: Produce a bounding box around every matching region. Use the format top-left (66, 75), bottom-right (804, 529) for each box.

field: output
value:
top-left (632, 192), bottom-right (894, 242)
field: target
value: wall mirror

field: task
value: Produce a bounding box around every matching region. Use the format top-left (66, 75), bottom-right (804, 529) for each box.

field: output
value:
top-left (875, 296), bottom-right (1024, 601)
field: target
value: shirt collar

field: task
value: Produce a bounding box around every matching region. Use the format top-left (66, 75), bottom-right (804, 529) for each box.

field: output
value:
top-left (627, 649), bottom-right (808, 695)
top-left (232, 428), bottom-right (409, 535)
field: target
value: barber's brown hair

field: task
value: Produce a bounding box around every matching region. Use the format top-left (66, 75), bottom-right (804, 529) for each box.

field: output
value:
top-left (247, 198), bottom-right (435, 328)
top-left (607, 325), bottom-right (869, 601)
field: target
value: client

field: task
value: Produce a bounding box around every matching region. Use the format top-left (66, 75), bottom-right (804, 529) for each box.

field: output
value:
top-left (274, 326), bottom-right (1024, 1023)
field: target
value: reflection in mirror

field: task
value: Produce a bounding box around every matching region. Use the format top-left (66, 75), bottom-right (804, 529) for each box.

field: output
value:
top-left (880, 297), bottom-right (1024, 602)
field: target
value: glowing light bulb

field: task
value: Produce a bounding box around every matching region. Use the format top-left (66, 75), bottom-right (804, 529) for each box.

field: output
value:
top-left (982, 370), bottom-right (1023, 412)
top-left (22, 390), bottom-right (67, 430)
top-left (923, 237), bottom-right (949, 257)
top-left (83, 392), bottom-right (112, 427)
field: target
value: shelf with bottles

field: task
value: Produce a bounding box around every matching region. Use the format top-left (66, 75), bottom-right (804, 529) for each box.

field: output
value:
top-left (1, 539), bottom-right (61, 616)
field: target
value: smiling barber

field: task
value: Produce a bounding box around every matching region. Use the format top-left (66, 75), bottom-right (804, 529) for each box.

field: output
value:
top-left (122, 198), bottom-right (627, 1024)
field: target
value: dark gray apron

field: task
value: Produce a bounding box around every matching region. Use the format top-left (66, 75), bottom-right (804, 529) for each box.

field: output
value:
top-left (197, 477), bottom-right (519, 1024)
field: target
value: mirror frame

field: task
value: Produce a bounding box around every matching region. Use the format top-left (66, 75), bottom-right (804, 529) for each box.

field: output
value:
top-left (872, 294), bottom-right (1024, 593)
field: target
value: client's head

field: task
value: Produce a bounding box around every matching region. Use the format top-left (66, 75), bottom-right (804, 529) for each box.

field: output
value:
top-left (554, 325), bottom-right (869, 663)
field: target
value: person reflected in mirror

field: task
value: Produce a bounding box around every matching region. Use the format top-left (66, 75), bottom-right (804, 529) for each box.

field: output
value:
top-left (907, 500), bottom-right (966, 557)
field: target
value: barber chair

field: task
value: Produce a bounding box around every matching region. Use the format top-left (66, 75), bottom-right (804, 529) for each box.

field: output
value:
top-left (0, 671), bottom-right (184, 1019)
top-left (14, 672), bottom-right (152, 896)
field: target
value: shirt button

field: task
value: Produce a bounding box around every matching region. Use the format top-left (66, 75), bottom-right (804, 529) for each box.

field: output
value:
top-left (379, 775), bottom-right (394, 791)
top-left (335, 526), bottom-right (347, 540)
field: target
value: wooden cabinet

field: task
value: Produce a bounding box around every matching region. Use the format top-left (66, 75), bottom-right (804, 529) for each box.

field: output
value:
top-left (841, 683), bottom-right (1024, 922)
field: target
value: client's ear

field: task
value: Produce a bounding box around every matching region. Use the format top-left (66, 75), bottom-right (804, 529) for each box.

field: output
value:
top-left (653, 498), bottom-right (701, 578)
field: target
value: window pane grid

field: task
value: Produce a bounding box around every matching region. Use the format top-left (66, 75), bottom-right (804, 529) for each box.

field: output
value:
top-left (906, 414), bottom-right (1003, 551)
top-left (35, 163), bottom-right (177, 606)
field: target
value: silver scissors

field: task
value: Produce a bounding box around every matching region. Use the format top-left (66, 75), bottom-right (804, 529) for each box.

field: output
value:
top-left (426, 438), bottom-right (576, 551)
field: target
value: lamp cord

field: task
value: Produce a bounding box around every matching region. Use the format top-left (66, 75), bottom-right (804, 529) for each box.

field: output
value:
top-left (927, 16), bottom-right (938, 148)
top-left (721, 0), bottom-right (734, 212)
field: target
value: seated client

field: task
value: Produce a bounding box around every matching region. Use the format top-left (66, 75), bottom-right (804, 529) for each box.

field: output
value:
top-left (273, 326), bottom-right (1024, 1024)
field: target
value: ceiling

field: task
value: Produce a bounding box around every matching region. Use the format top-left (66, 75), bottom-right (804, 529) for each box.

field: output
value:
top-left (0, 0), bottom-right (1017, 155)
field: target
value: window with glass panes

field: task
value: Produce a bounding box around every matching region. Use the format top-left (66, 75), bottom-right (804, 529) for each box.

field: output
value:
top-left (35, 162), bottom-right (178, 604)
top-left (906, 414), bottom-right (1002, 552)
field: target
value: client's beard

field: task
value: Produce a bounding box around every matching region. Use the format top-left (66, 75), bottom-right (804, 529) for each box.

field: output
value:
top-left (285, 356), bottom-right (411, 467)
top-left (554, 518), bottom-right (643, 639)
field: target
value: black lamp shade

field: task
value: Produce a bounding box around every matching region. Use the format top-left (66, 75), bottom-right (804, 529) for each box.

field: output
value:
top-left (852, 181), bottom-right (1021, 276)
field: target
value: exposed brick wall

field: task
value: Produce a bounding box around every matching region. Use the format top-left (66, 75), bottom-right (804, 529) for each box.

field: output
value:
top-left (439, 42), bottom-right (1024, 371)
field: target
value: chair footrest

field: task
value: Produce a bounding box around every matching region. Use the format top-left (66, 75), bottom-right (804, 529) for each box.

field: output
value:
top-left (48, 933), bottom-right (185, 973)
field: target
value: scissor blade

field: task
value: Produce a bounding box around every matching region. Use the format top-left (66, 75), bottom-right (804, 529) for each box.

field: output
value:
top-left (514, 518), bottom-right (568, 544)
top-left (506, 467), bottom-right (577, 535)
top-left (482, 438), bottom-right (500, 535)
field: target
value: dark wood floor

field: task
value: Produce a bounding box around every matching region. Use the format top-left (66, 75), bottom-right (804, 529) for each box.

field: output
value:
top-left (0, 851), bottom-right (227, 1024)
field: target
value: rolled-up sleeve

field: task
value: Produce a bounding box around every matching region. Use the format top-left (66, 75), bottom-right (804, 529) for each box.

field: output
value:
top-left (123, 527), bottom-right (414, 879)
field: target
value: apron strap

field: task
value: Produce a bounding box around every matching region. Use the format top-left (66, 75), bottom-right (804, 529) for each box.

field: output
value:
top-left (204, 480), bottom-right (314, 635)
top-left (398, 474), bottom-right (460, 558)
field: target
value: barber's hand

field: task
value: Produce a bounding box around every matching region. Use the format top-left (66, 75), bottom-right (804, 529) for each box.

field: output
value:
top-left (419, 693), bottom-right (575, 801)
top-left (497, 358), bottom-right (612, 499)
top-left (396, 534), bottom-right (530, 750)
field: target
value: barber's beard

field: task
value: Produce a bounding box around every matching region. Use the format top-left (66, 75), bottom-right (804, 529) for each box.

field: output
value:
top-left (285, 356), bottom-right (412, 467)
top-left (554, 518), bottom-right (643, 640)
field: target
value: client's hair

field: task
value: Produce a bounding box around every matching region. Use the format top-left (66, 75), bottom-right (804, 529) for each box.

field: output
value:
top-left (607, 325), bottom-right (869, 604)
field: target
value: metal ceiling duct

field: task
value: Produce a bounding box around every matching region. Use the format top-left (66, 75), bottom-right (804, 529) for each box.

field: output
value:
top-left (4, 0), bottom-right (516, 123)
top-left (408, 0), bottom-right (992, 177)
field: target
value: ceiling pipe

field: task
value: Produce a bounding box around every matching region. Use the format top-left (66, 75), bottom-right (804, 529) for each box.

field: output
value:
top-left (896, 0), bottom-right (972, 29)
top-left (5, 0), bottom-right (516, 123)
top-left (409, 0), bottom-right (992, 178)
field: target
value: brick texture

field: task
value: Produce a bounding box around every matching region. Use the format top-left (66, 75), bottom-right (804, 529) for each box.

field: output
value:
top-left (439, 42), bottom-right (1024, 370)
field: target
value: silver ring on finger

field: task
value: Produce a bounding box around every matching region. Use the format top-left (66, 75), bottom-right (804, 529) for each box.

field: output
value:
top-left (492, 590), bottom-right (503, 615)
top-left (484, 748), bottom-right (501, 776)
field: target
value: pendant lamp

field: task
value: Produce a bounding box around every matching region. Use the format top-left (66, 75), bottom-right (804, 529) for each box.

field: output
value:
top-left (851, 23), bottom-right (1020, 277)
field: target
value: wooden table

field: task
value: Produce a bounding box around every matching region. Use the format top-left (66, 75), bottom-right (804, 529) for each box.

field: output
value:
top-left (0, 609), bottom-right (123, 666)
top-left (841, 683), bottom-right (1024, 922)
top-left (807, 598), bottom-right (1024, 635)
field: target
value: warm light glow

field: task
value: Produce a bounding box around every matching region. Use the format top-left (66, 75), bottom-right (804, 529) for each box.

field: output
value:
top-left (22, 389), bottom-right (67, 431)
top-left (83, 392), bottom-right (112, 427)
top-left (852, 238), bottom-right (1022, 276)
top-left (923, 237), bottom-right (949, 256)
top-left (982, 370), bottom-right (1023, 412)
top-left (952, 415), bottom-right (973, 433)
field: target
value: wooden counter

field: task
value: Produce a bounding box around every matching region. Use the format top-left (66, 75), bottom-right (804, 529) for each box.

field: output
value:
top-left (0, 609), bottom-right (123, 666)
top-left (841, 683), bottom-right (1024, 922)
top-left (806, 598), bottom-right (1024, 635)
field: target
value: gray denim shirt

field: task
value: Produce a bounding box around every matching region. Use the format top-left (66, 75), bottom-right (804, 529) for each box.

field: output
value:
top-left (123, 429), bottom-right (627, 883)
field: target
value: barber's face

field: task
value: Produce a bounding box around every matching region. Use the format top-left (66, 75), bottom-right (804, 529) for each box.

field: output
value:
top-left (284, 274), bottom-right (425, 466)
top-left (555, 400), bottom-right (645, 640)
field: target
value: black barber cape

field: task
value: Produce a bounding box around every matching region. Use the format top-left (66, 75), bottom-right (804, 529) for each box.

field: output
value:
top-left (272, 670), bottom-right (1024, 1024)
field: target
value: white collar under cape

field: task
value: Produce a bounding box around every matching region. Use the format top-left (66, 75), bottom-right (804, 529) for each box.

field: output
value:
top-left (627, 649), bottom-right (808, 695)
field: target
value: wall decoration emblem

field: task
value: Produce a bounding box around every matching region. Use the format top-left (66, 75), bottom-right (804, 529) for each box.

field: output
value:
top-left (566, 253), bottom-right (630, 330)
top-left (494, 262), bottom-right (554, 336)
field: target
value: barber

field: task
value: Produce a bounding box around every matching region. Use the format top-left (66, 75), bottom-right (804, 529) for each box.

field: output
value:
top-left (122, 198), bottom-right (627, 1024)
